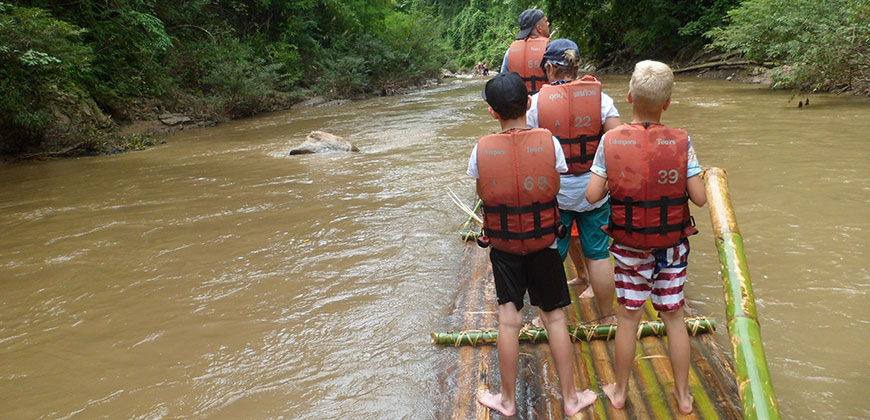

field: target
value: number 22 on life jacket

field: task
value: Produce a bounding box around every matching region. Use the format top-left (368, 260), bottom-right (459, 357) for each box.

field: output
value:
top-left (507, 38), bottom-right (549, 95)
top-left (476, 128), bottom-right (561, 255)
top-left (537, 75), bottom-right (602, 175)
top-left (602, 123), bottom-right (698, 250)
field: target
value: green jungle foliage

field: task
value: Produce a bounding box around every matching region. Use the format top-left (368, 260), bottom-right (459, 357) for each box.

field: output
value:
top-left (0, 0), bottom-right (449, 152)
top-left (542, 0), bottom-right (742, 66)
top-left (0, 3), bottom-right (93, 148)
top-left (1, 0), bottom-right (867, 154)
top-left (707, 0), bottom-right (870, 91)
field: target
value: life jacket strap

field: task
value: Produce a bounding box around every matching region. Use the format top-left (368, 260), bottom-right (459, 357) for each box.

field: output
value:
top-left (609, 195), bottom-right (690, 236)
top-left (482, 200), bottom-right (557, 215)
top-left (484, 200), bottom-right (558, 240)
top-left (521, 75), bottom-right (546, 94)
top-left (560, 134), bottom-right (601, 164)
top-left (485, 224), bottom-right (559, 240)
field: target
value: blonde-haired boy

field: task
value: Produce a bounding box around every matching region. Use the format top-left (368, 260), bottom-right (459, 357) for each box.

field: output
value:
top-left (585, 60), bottom-right (706, 415)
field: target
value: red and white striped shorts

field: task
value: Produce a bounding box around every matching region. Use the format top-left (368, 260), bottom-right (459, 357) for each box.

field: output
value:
top-left (610, 239), bottom-right (690, 312)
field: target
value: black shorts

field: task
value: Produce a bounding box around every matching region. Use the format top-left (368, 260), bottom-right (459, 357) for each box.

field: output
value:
top-left (489, 247), bottom-right (570, 312)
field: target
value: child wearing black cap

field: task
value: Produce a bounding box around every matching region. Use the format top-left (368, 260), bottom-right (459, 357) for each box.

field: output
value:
top-left (466, 72), bottom-right (598, 417)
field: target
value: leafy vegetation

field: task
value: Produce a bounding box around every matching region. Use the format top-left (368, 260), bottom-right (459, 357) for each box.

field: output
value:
top-left (542, 0), bottom-right (742, 66)
top-left (1, 0), bottom-right (866, 156)
top-left (707, 0), bottom-right (870, 91)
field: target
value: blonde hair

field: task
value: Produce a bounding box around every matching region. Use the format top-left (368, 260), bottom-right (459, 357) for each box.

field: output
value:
top-left (550, 49), bottom-right (581, 79)
top-left (629, 60), bottom-right (674, 111)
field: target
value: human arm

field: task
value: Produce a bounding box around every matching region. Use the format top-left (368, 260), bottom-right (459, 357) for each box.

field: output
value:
top-left (687, 175), bottom-right (706, 207)
top-left (586, 173), bottom-right (607, 203)
top-left (526, 94), bottom-right (540, 128)
top-left (600, 93), bottom-right (621, 133)
top-left (500, 50), bottom-right (509, 73)
top-left (685, 136), bottom-right (705, 206)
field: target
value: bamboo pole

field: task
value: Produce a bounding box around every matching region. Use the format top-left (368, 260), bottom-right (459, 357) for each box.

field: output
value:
top-left (460, 230), bottom-right (482, 241)
top-left (702, 167), bottom-right (781, 420)
top-left (459, 199), bottom-right (483, 231)
top-left (431, 317), bottom-right (715, 346)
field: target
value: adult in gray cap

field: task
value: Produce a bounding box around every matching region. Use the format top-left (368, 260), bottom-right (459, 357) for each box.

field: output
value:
top-left (499, 8), bottom-right (550, 94)
top-left (526, 38), bottom-right (622, 325)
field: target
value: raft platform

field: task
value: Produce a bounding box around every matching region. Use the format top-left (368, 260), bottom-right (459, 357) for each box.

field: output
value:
top-left (433, 168), bottom-right (779, 419)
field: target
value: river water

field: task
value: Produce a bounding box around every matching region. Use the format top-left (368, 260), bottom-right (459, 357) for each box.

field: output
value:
top-left (1, 76), bottom-right (867, 419)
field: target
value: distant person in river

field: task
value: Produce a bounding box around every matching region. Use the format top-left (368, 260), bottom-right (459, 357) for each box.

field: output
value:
top-left (585, 60), bottom-right (707, 415)
top-left (499, 8), bottom-right (549, 94)
top-left (481, 62), bottom-right (489, 76)
top-left (466, 72), bottom-right (597, 417)
top-left (526, 39), bottom-right (621, 324)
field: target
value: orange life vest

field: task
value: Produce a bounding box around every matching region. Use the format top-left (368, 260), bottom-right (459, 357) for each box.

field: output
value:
top-left (602, 123), bottom-right (698, 249)
top-left (507, 37), bottom-right (549, 95)
top-left (477, 128), bottom-right (561, 255)
top-left (537, 76), bottom-right (603, 175)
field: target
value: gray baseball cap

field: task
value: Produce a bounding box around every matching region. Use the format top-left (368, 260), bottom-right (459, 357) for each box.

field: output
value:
top-left (516, 8), bottom-right (545, 40)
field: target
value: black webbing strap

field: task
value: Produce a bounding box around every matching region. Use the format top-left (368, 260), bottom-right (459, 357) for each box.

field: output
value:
top-left (560, 134), bottom-right (602, 164)
top-left (483, 200), bottom-right (558, 240)
top-left (485, 225), bottom-right (559, 240)
top-left (609, 195), bottom-right (689, 236)
top-left (483, 200), bottom-right (557, 215)
top-left (521, 75), bottom-right (547, 94)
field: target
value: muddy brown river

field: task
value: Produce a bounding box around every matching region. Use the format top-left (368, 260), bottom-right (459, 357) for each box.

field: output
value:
top-left (1, 76), bottom-right (868, 419)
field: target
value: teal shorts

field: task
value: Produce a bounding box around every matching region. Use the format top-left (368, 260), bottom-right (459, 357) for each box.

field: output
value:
top-left (557, 202), bottom-right (612, 261)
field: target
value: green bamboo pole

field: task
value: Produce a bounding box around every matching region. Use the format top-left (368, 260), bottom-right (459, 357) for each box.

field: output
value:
top-left (460, 230), bottom-right (482, 241)
top-left (459, 199), bottom-right (483, 231)
top-left (431, 317), bottom-right (715, 346)
top-left (703, 167), bottom-right (781, 420)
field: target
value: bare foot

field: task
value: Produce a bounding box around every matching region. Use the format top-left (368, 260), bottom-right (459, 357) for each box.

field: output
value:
top-left (673, 389), bottom-right (694, 414)
top-left (567, 277), bottom-right (586, 285)
top-left (478, 391), bottom-right (516, 416)
top-left (577, 284), bottom-right (595, 298)
top-left (565, 389), bottom-right (598, 416)
top-left (602, 383), bottom-right (626, 409)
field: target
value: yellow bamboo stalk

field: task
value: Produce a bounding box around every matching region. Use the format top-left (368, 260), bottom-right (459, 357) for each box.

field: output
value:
top-left (702, 167), bottom-right (781, 420)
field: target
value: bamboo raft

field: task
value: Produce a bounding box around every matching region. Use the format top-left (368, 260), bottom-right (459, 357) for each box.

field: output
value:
top-left (433, 168), bottom-right (780, 419)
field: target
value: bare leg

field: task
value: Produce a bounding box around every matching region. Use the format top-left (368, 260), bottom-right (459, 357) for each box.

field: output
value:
top-left (585, 257), bottom-right (616, 324)
top-left (567, 236), bottom-right (590, 288)
top-left (478, 302), bottom-right (521, 416)
top-left (603, 305), bottom-right (643, 409)
top-left (660, 308), bottom-right (693, 414)
top-left (539, 308), bottom-right (597, 416)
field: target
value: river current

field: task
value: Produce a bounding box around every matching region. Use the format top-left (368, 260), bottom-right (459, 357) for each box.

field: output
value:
top-left (1, 76), bottom-right (868, 419)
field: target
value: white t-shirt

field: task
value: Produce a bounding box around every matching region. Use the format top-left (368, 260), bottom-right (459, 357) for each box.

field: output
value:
top-left (467, 136), bottom-right (568, 249)
top-left (526, 89), bottom-right (620, 212)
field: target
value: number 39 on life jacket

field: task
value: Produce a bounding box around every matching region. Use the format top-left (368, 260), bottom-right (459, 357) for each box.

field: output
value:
top-left (602, 123), bottom-right (698, 250)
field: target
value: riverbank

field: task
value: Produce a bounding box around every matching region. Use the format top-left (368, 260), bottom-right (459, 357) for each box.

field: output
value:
top-left (4, 61), bottom-right (864, 164)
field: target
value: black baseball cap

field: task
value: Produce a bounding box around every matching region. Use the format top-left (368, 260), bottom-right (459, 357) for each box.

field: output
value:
top-left (517, 8), bottom-right (545, 39)
top-left (482, 72), bottom-right (528, 114)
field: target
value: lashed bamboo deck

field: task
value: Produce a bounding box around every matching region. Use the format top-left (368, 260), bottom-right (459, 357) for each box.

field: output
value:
top-left (434, 238), bottom-right (742, 419)
top-left (434, 169), bottom-right (759, 419)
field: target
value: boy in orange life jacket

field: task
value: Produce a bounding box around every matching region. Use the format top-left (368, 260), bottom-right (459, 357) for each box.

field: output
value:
top-left (466, 72), bottom-right (598, 417)
top-left (585, 60), bottom-right (707, 415)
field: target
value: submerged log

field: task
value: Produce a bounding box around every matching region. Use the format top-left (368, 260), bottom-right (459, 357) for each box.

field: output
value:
top-left (432, 317), bottom-right (715, 346)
